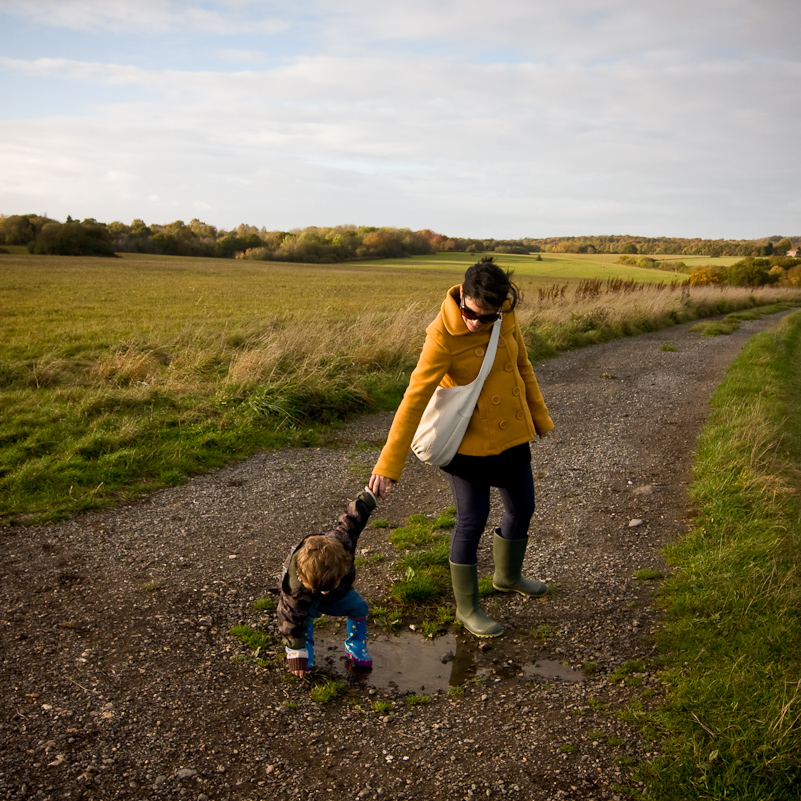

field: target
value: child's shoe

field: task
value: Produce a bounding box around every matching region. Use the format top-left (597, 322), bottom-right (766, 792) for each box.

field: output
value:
top-left (344, 616), bottom-right (372, 668)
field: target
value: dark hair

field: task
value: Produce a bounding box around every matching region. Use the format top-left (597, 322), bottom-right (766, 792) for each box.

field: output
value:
top-left (462, 256), bottom-right (519, 311)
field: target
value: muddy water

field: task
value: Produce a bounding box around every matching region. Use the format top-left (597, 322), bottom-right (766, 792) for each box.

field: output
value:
top-left (314, 631), bottom-right (459, 692)
top-left (523, 659), bottom-right (585, 683)
top-left (313, 631), bottom-right (585, 692)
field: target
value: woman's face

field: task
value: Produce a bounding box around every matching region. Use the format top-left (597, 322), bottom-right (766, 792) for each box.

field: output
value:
top-left (460, 291), bottom-right (501, 333)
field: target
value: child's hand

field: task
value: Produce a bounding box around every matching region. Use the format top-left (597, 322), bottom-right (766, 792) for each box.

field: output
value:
top-left (357, 486), bottom-right (378, 511)
top-left (285, 647), bottom-right (309, 677)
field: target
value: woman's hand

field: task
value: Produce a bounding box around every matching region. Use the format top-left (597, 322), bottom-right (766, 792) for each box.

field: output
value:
top-left (368, 474), bottom-right (394, 499)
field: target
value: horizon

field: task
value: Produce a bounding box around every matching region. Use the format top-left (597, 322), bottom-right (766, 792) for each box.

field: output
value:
top-left (3, 213), bottom-right (797, 243)
top-left (1, 1), bottom-right (799, 241)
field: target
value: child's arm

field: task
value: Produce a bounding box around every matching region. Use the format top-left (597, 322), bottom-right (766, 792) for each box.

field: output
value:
top-left (329, 488), bottom-right (378, 552)
top-left (277, 575), bottom-right (313, 676)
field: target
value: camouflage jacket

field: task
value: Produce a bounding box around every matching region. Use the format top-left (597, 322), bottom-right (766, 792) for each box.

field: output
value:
top-left (276, 492), bottom-right (375, 649)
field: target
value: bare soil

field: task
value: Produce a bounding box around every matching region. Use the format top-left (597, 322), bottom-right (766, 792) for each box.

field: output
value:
top-left (1, 313), bottom-right (789, 801)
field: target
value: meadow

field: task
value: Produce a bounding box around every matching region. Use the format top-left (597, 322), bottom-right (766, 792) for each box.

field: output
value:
top-left (1, 250), bottom-right (799, 523)
top-left (349, 250), bottom-right (740, 280)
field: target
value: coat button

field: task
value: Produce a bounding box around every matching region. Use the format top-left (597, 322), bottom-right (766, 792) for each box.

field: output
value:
top-left (516, 411), bottom-right (525, 420)
top-left (499, 420), bottom-right (509, 430)
top-left (491, 395), bottom-right (501, 405)
top-left (504, 363), bottom-right (514, 372)
top-left (512, 387), bottom-right (521, 396)
top-left (475, 347), bottom-right (485, 357)
top-left (498, 337), bottom-right (505, 347)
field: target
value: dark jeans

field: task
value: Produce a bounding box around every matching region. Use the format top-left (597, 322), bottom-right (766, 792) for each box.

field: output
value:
top-left (446, 462), bottom-right (536, 564)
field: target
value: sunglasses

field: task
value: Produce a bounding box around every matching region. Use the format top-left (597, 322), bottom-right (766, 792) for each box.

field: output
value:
top-left (460, 296), bottom-right (502, 324)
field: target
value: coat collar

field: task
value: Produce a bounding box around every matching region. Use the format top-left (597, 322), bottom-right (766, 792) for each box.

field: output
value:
top-left (440, 285), bottom-right (465, 336)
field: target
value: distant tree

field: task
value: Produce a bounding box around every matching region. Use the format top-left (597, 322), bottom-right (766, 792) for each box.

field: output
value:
top-left (494, 245), bottom-right (530, 255)
top-left (727, 258), bottom-right (776, 287)
top-left (154, 233), bottom-right (181, 255)
top-left (688, 266), bottom-right (726, 286)
top-left (358, 229), bottom-right (405, 259)
top-left (29, 219), bottom-right (116, 256)
top-left (771, 256), bottom-right (801, 270)
top-left (189, 218), bottom-right (217, 239)
top-left (785, 265), bottom-right (801, 287)
top-left (775, 238), bottom-right (793, 256)
top-left (0, 214), bottom-right (42, 245)
top-left (398, 228), bottom-right (432, 256)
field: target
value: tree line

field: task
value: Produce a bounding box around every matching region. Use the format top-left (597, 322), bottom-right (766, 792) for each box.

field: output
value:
top-left (0, 213), bottom-right (797, 264)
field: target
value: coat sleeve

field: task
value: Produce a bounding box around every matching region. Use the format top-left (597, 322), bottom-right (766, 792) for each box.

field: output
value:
top-left (372, 328), bottom-right (452, 481)
top-left (277, 567), bottom-right (314, 649)
top-left (513, 315), bottom-right (554, 437)
top-left (329, 495), bottom-right (374, 553)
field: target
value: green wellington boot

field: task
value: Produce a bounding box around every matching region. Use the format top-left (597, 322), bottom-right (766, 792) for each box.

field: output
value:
top-left (492, 531), bottom-right (548, 596)
top-left (449, 561), bottom-right (503, 638)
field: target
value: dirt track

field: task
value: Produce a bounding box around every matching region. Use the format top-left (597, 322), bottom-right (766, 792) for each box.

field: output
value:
top-left (1, 311), bottom-right (791, 801)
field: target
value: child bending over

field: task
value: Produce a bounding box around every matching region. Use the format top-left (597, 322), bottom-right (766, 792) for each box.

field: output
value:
top-left (277, 488), bottom-right (378, 677)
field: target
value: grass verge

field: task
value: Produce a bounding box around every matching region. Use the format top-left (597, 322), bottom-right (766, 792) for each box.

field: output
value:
top-left (639, 310), bottom-right (801, 800)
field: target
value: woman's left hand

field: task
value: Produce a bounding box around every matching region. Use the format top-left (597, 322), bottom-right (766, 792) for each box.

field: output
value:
top-left (369, 474), bottom-right (394, 499)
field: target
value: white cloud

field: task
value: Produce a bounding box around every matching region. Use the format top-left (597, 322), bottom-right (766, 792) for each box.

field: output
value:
top-left (1, 0), bottom-right (288, 35)
top-left (0, 1), bottom-right (799, 237)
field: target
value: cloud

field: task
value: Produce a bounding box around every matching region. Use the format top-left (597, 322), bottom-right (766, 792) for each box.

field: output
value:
top-left (316, 0), bottom-right (801, 63)
top-left (0, 1), bottom-right (799, 237)
top-left (1, 0), bottom-right (288, 35)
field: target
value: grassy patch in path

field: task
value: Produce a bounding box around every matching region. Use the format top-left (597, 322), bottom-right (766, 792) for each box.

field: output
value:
top-left (639, 311), bottom-right (801, 800)
top-left (388, 512), bottom-right (454, 608)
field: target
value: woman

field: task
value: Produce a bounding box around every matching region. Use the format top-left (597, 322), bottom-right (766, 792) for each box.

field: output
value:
top-left (369, 257), bottom-right (554, 638)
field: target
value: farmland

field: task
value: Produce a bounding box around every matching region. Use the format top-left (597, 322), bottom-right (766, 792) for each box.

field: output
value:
top-left (1, 250), bottom-right (799, 523)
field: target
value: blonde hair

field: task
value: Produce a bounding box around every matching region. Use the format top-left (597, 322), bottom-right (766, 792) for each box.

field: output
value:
top-left (296, 535), bottom-right (350, 592)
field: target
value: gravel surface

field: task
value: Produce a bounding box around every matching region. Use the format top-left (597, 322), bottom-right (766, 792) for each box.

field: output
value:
top-left (1, 312), bottom-right (791, 801)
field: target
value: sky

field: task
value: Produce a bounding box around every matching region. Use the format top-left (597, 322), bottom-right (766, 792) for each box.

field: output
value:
top-left (0, 0), bottom-right (799, 240)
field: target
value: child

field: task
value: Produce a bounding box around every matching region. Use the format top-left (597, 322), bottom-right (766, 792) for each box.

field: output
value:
top-left (277, 487), bottom-right (378, 677)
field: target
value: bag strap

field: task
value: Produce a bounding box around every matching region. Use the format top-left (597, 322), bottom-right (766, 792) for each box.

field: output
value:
top-left (474, 315), bottom-right (502, 388)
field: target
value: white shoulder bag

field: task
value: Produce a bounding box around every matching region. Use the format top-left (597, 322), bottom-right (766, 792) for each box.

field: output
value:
top-left (411, 316), bottom-right (501, 467)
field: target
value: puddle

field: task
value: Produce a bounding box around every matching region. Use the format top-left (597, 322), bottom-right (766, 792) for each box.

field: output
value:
top-left (523, 659), bottom-right (584, 683)
top-left (311, 631), bottom-right (585, 692)
top-left (314, 631), bottom-right (460, 692)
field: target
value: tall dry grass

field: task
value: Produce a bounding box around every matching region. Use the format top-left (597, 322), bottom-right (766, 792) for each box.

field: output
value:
top-left (79, 282), bottom-right (799, 401)
top-left (224, 303), bottom-right (427, 391)
top-left (515, 281), bottom-right (799, 358)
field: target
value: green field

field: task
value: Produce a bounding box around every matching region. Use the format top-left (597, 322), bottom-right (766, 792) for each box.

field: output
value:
top-left (349, 250), bottom-right (711, 282)
top-left (1, 251), bottom-right (799, 523)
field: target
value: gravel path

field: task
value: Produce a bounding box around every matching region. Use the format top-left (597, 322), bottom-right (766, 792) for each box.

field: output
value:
top-left (1, 311), bottom-right (791, 801)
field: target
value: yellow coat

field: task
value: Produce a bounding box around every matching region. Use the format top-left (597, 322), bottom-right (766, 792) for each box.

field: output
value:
top-left (373, 285), bottom-right (554, 481)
